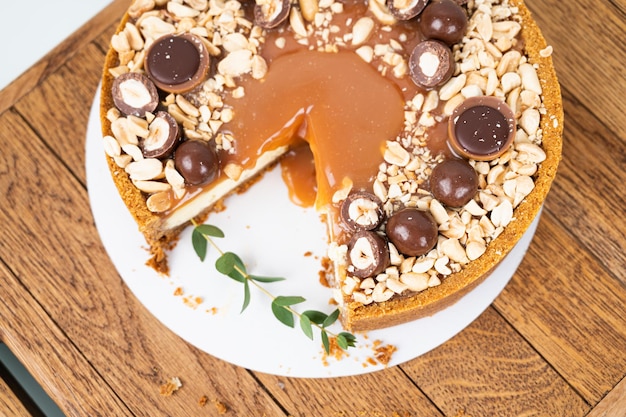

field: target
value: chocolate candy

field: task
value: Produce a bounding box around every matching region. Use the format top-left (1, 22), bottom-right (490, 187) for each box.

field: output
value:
top-left (386, 0), bottom-right (429, 20)
top-left (385, 208), bottom-right (438, 257)
top-left (174, 140), bottom-right (219, 186)
top-left (254, 0), bottom-right (291, 29)
top-left (340, 191), bottom-right (385, 232)
top-left (141, 111), bottom-right (181, 159)
top-left (111, 72), bottom-right (159, 117)
top-left (448, 96), bottom-right (516, 161)
top-left (144, 33), bottom-right (210, 94)
top-left (430, 159), bottom-right (478, 207)
top-left (418, 0), bottom-right (468, 45)
top-left (409, 40), bottom-right (455, 89)
top-left (347, 231), bottom-right (390, 278)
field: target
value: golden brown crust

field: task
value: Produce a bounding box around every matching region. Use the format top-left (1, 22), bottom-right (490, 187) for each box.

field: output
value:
top-left (100, 0), bottom-right (562, 330)
top-left (344, 0), bottom-right (563, 330)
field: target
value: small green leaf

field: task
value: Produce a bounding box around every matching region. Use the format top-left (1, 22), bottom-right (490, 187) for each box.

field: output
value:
top-left (249, 275), bottom-right (286, 283)
top-left (321, 330), bottom-right (330, 354)
top-left (215, 252), bottom-right (235, 274)
top-left (191, 229), bottom-right (208, 261)
top-left (216, 252), bottom-right (246, 282)
top-left (322, 309), bottom-right (340, 328)
top-left (302, 310), bottom-right (328, 325)
top-left (336, 332), bottom-right (357, 350)
top-left (299, 313), bottom-right (314, 340)
top-left (273, 296), bottom-right (306, 307)
top-left (271, 301), bottom-right (295, 328)
top-left (241, 280), bottom-right (251, 313)
top-left (195, 224), bottom-right (225, 238)
top-left (228, 268), bottom-right (247, 283)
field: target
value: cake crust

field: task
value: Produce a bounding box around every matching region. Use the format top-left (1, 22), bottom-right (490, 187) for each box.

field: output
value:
top-left (100, 0), bottom-right (563, 330)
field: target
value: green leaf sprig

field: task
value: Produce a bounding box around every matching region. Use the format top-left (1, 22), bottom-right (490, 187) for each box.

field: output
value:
top-left (191, 220), bottom-right (357, 354)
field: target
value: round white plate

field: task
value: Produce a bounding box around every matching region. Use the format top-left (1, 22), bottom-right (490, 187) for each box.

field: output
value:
top-left (86, 90), bottom-right (540, 378)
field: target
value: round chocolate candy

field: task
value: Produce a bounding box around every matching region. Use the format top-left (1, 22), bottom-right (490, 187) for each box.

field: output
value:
top-left (141, 111), bottom-right (181, 159)
top-left (386, 0), bottom-right (429, 20)
top-left (385, 208), bottom-right (438, 257)
top-left (340, 191), bottom-right (385, 232)
top-left (111, 72), bottom-right (159, 117)
top-left (347, 231), bottom-right (390, 278)
top-left (254, 0), bottom-right (291, 29)
top-left (418, 0), bottom-right (468, 45)
top-left (144, 33), bottom-right (210, 94)
top-left (409, 40), bottom-right (455, 89)
top-left (448, 96), bottom-right (516, 161)
top-left (430, 159), bottom-right (478, 207)
top-left (174, 140), bottom-right (219, 186)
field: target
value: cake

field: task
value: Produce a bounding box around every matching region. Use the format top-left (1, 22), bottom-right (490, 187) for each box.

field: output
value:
top-left (100, 0), bottom-right (562, 331)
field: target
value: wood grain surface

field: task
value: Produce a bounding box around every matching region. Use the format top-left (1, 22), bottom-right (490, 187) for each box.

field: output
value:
top-left (0, 0), bottom-right (625, 415)
top-left (0, 373), bottom-right (32, 417)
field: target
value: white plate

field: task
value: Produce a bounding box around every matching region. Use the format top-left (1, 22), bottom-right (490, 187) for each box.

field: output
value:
top-left (86, 90), bottom-right (540, 378)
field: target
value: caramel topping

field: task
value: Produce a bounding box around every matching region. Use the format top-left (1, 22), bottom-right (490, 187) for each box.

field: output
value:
top-left (222, 50), bottom-right (405, 209)
top-left (280, 141), bottom-right (317, 208)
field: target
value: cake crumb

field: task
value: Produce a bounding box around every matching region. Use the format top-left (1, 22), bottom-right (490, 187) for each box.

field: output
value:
top-left (159, 377), bottom-right (182, 397)
top-left (173, 287), bottom-right (203, 309)
top-left (321, 338), bottom-right (349, 366)
top-left (198, 395), bottom-right (208, 407)
top-left (372, 340), bottom-right (397, 365)
top-left (364, 357), bottom-right (377, 367)
top-left (182, 295), bottom-right (204, 309)
top-left (214, 399), bottom-right (229, 414)
top-left (319, 256), bottom-right (332, 287)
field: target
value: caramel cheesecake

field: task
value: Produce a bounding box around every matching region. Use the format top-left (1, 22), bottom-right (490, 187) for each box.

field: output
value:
top-left (100, 0), bottom-right (562, 330)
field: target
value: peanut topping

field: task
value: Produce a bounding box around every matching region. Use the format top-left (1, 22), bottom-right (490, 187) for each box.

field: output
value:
top-left (104, 0), bottom-right (553, 307)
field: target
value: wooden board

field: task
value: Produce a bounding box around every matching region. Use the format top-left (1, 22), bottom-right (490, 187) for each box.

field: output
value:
top-left (1, 0), bottom-right (625, 415)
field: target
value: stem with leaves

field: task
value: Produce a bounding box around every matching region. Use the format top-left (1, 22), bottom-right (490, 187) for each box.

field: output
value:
top-left (190, 220), bottom-right (357, 354)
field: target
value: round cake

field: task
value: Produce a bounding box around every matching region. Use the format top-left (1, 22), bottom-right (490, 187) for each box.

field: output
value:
top-left (100, 0), bottom-right (563, 331)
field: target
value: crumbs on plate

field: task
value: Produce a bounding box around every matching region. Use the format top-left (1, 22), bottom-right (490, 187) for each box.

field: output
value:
top-left (321, 335), bottom-right (397, 367)
top-left (159, 376), bottom-right (182, 397)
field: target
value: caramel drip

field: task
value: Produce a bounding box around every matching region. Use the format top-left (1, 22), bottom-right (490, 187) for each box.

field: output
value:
top-left (221, 50), bottom-right (405, 209)
top-left (280, 140), bottom-right (317, 207)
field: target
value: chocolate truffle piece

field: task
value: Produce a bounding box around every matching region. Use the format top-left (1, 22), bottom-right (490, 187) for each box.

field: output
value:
top-left (144, 33), bottom-right (210, 94)
top-left (448, 96), bottom-right (516, 161)
top-left (174, 140), bottom-right (219, 186)
top-left (111, 72), bottom-right (159, 117)
top-left (409, 40), bottom-right (455, 89)
top-left (348, 231), bottom-right (390, 278)
top-left (340, 191), bottom-right (386, 232)
top-left (254, 0), bottom-right (291, 29)
top-left (430, 159), bottom-right (478, 207)
top-left (386, 208), bottom-right (438, 257)
top-left (141, 111), bottom-right (181, 159)
top-left (386, 0), bottom-right (429, 20)
top-left (418, 0), bottom-right (468, 45)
